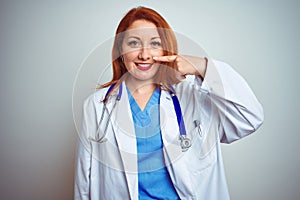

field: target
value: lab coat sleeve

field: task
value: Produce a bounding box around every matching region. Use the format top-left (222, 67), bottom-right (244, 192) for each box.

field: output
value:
top-left (74, 96), bottom-right (97, 200)
top-left (196, 58), bottom-right (264, 143)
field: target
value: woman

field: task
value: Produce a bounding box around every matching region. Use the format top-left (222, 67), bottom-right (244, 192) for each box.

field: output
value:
top-left (74, 6), bottom-right (264, 200)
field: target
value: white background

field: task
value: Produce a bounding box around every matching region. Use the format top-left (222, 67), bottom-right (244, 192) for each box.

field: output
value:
top-left (0, 0), bottom-right (299, 199)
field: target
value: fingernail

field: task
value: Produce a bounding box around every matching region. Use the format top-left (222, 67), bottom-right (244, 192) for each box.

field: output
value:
top-left (153, 56), bottom-right (158, 60)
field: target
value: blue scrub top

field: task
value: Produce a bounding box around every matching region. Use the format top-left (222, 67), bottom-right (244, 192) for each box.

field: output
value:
top-left (127, 87), bottom-right (179, 200)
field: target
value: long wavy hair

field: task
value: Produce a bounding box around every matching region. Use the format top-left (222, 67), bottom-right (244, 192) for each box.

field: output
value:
top-left (100, 6), bottom-right (180, 98)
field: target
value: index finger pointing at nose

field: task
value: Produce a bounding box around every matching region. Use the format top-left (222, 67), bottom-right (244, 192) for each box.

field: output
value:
top-left (153, 55), bottom-right (177, 62)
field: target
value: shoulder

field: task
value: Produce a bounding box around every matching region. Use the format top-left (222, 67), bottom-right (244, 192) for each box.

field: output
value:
top-left (210, 59), bottom-right (238, 76)
top-left (83, 87), bottom-right (109, 108)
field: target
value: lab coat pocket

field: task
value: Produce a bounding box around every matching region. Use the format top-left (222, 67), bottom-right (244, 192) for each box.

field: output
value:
top-left (188, 123), bottom-right (218, 172)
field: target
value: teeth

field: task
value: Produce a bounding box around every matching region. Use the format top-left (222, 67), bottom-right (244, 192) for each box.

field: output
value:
top-left (137, 63), bottom-right (152, 67)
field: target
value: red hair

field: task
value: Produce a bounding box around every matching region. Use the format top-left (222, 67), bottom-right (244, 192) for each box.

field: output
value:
top-left (101, 6), bottom-right (179, 93)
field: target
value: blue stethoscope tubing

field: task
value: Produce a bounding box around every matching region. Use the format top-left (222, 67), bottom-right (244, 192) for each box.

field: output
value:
top-left (168, 85), bottom-right (191, 151)
top-left (91, 82), bottom-right (191, 151)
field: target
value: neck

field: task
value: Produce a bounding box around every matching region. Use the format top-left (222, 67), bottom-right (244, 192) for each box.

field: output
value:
top-left (125, 77), bottom-right (157, 95)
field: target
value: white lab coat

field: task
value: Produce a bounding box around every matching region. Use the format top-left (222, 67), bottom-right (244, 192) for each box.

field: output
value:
top-left (74, 59), bottom-right (264, 200)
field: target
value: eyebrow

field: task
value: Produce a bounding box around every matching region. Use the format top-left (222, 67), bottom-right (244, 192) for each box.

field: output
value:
top-left (151, 36), bottom-right (161, 40)
top-left (126, 36), bottom-right (161, 40)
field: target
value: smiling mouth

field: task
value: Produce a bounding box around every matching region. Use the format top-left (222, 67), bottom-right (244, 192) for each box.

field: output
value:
top-left (135, 63), bottom-right (153, 71)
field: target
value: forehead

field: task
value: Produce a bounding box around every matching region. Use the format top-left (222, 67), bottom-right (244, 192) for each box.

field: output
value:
top-left (124, 20), bottom-right (160, 38)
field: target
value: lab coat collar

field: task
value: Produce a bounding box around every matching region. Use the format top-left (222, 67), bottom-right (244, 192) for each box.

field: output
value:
top-left (105, 81), bottom-right (138, 199)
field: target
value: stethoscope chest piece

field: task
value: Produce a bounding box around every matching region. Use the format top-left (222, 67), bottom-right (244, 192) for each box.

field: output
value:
top-left (180, 135), bottom-right (191, 152)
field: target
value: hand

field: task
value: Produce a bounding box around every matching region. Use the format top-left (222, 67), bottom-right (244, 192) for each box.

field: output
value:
top-left (153, 55), bottom-right (207, 79)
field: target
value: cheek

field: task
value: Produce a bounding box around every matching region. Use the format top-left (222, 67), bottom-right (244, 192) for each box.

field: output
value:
top-left (122, 51), bottom-right (138, 71)
top-left (122, 51), bottom-right (138, 62)
top-left (152, 49), bottom-right (164, 56)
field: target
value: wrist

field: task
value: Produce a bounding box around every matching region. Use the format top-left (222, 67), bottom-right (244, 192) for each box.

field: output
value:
top-left (197, 57), bottom-right (208, 78)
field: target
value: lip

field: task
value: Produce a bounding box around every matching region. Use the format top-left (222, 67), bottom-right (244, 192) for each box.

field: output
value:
top-left (135, 62), bottom-right (153, 71)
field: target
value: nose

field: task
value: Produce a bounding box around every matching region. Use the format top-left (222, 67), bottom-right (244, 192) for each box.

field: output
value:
top-left (138, 47), bottom-right (151, 61)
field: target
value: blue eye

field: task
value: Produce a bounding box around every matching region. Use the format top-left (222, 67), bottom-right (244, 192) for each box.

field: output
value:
top-left (128, 40), bottom-right (141, 48)
top-left (151, 41), bottom-right (161, 48)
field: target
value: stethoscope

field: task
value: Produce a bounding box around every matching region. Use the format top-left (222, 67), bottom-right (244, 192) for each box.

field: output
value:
top-left (89, 82), bottom-right (192, 152)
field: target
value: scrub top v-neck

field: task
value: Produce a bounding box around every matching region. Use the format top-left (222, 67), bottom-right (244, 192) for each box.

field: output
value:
top-left (127, 86), bottom-right (179, 200)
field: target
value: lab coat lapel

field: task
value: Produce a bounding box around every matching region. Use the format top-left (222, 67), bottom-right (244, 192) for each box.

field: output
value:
top-left (160, 89), bottom-right (182, 166)
top-left (107, 82), bottom-right (138, 199)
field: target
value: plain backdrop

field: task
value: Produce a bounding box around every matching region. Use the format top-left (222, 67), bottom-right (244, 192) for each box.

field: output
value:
top-left (0, 0), bottom-right (299, 199)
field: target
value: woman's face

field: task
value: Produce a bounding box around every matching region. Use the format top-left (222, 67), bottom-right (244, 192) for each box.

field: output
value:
top-left (121, 20), bottom-right (164, 83)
